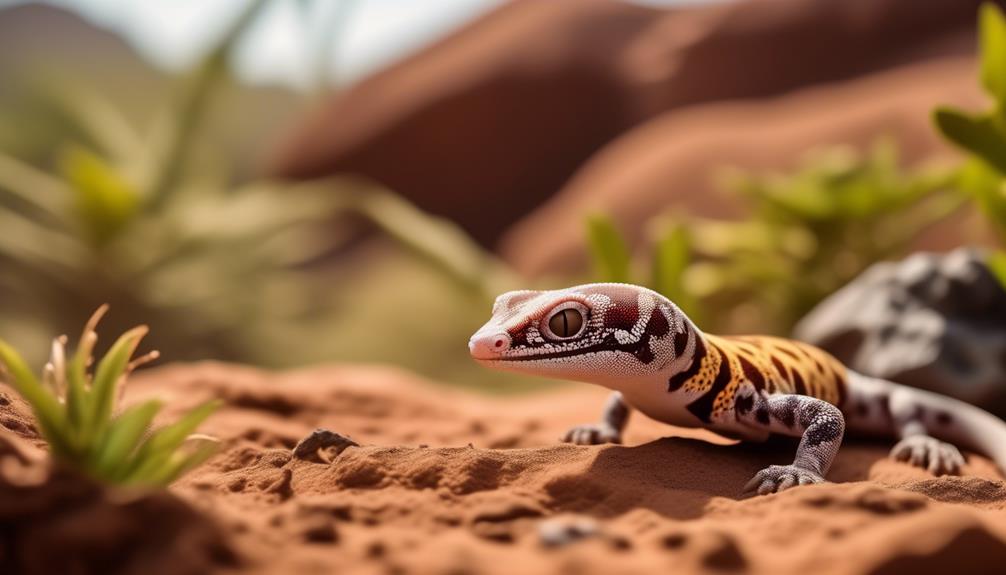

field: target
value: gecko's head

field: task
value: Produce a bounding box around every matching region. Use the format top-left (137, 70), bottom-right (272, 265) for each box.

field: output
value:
top-left (469, 283), bottom-right (693, 385)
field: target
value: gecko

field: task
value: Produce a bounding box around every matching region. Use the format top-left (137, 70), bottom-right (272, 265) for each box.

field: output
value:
top-left (469, 283), bottom-right (1006, 495)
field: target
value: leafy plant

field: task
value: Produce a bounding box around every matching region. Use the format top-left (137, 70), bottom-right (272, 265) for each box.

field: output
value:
top-left (934, 2), bottom-right (1006, 284)
top-left (587, 141), bottom-right (958, 334)
top-left (0, 0), bottom-right (508, 370)
top-left (0, 306), bottom-right (219, 486)
top-left (587, 3), bottom-right (1006, 334)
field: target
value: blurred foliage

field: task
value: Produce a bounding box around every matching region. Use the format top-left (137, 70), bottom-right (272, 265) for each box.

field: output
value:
top-left (0, 307), bottom-right (219, 486)
top-left (587, 141), bottom-right (960, 335)
top-left (934, 2), bottom-right (1006, 283)
top-left (0, 0), bottom-right (517, 387)
top-left (588, 3), bottom-right (1006, 333)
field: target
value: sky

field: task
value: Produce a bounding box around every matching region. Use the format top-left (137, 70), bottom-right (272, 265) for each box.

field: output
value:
top-left (0, 0), bottom-right (728, 90)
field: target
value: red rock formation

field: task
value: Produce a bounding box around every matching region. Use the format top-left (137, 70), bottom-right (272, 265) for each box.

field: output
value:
top-left (268, 0), bottom-right (991, 246)
top-left (501, 57), bottom-right (987, 276)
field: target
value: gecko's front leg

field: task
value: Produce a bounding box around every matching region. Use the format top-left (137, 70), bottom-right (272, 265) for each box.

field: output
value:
top-left (734, 386), bottom-right (845, 495)
top-left (563, 391), bottom-right (631, 445)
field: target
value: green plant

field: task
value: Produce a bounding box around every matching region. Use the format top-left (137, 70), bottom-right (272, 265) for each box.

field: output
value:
top-left (934, 2), bottom-right (1006, 286)
top-left (0, 306), bottom-right (220, 486)
top-left (586, 141), bottom-right (958, 334)
top-left (587, 3), bottom-right (1006, 335)
top-left (0, 0), bottom-right (509, 371)
top-left (587, 214), bottom-right (703, 323)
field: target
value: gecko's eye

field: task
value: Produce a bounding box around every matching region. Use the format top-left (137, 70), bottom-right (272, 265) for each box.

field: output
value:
top-left (544, 304), bottom-right (586, 340)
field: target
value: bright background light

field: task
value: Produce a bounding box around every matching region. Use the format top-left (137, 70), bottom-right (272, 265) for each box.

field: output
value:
top-left (0, 0), bottom-right (728, 90)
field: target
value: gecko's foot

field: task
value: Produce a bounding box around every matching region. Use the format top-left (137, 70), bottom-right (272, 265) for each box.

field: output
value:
top-left (890, 435), bottom-right (964, 475)
top-left (562, 424), bottom-right (621, 445)
top-left (743, 465), bottom-right (824, 496)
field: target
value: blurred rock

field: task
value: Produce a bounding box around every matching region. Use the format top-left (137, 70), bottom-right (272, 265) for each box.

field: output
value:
top-left (501, 57), bottom-right (985, 276)
top-left (269, 0), bottom-right (989, 247)
top-left (794, 248), bottom-right (1006, 416)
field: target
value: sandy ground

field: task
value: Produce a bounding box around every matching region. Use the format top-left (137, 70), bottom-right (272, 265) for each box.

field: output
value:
top-left (4, 361), bottom-right (1006, 574)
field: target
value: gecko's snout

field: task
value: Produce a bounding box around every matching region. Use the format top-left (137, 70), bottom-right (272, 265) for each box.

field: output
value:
top-left (468, 331), bottom-right (511, 360)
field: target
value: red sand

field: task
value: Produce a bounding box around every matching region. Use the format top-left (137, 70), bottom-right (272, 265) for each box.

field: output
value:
top-left (4, 362), bottom-right (1006, 574)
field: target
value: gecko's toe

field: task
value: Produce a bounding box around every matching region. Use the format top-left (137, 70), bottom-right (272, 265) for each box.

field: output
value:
top-left (562, 424), bottom-right (621, 446)
top-left (890, 435), bottom-right (963, 475)
top-left (743, 465), bottom-right (824, 496)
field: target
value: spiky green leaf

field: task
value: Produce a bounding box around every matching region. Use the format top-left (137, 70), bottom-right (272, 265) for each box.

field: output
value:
top-left (137, 435), bottom-right (220, 486)
top-left (94, 399), bottom-right (162, 475)
top-left (86, 326), bottom-right (147, 440)
top-left (0, 340), bottom-right (67, 453)
top-left (122, 400), bottom-right (220, 482)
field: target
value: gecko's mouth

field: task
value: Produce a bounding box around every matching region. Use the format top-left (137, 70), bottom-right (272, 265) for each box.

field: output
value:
top-left (474, 340), bottom-right (653, 364)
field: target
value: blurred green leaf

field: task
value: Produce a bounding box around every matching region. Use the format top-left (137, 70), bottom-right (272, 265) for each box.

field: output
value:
top-left (980, 3), bottom-right (1006, 107)
top-left (60, 146), bottom-right (140, 245)
top-left (339, 183), bottom-right (510, 297)
top-left (586, 214), bottom-right (632, 283)
top-left (960, 159), bottom-right (1006, 238)
top-left (0, 151), bottom-right (73, 222)
top-left (988, 250), bottom-right (1006, 291)
top-left (933, 107), bottom-right (1006, 175)
top-left (146, 0), bottom-right (268, 209)
top-left (650, 223), bottom-right (700, 319)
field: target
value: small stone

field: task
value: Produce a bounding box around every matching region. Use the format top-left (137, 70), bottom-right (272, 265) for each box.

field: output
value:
top-left (538, 515), bottom-right (601, 548)
top-left (292, 429), bottom-right (359, 463)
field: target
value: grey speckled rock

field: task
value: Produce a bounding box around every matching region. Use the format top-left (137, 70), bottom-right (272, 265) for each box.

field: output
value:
top-left (794, 248), bottom-right (1006, 417)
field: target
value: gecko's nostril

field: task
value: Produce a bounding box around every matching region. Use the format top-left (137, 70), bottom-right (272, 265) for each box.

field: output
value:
top-left (469, 332), bottom-right (511, 359)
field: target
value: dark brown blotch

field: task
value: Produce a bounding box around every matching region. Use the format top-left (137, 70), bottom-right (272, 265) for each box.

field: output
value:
top-left (791, 369), bottom-right (808, 396)
top-left (645, 307), bottom-right (670, 339)
top-left (686, 345), bottom-right (733, 423)
top-left (668, 336), bottom-right (707, 392)
top-left (736, 355), bottom-right (765, 390)
top-left (673, 329), bottom-right (690, 358)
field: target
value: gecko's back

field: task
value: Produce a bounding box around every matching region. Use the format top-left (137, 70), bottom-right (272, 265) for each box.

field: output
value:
top-left (681, 334), bottom-right (849, 423)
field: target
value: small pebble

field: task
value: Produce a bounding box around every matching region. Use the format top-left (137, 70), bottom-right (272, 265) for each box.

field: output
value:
top-left (538, 515), bottom-right (601, 548)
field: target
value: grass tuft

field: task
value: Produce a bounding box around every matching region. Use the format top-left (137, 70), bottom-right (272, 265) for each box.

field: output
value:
top-left (0, 307), bottom-right (220, 486)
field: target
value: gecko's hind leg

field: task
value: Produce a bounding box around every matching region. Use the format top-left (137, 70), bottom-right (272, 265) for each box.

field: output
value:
top-left (889, 386), bottom-right (965, 474)
top-left (852, 375), bottom-right (965, 475)
top-left (563, 392), bottom-right (630, 445)
top-left (735, 386), bottom-right (845, 496)
top-left (890, 433), bottom-right (965, 475)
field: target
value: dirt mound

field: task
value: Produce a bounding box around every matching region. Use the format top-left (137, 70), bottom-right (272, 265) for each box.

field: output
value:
top-left (0, 389), bottom-right (235, 575)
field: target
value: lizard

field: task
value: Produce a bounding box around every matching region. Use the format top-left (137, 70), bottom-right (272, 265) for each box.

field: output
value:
top-left (469, 282), bottom-right (1006, 495)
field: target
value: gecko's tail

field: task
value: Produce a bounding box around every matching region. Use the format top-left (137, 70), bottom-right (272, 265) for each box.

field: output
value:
top-left (845, 371), bottom-right (1006, 472)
